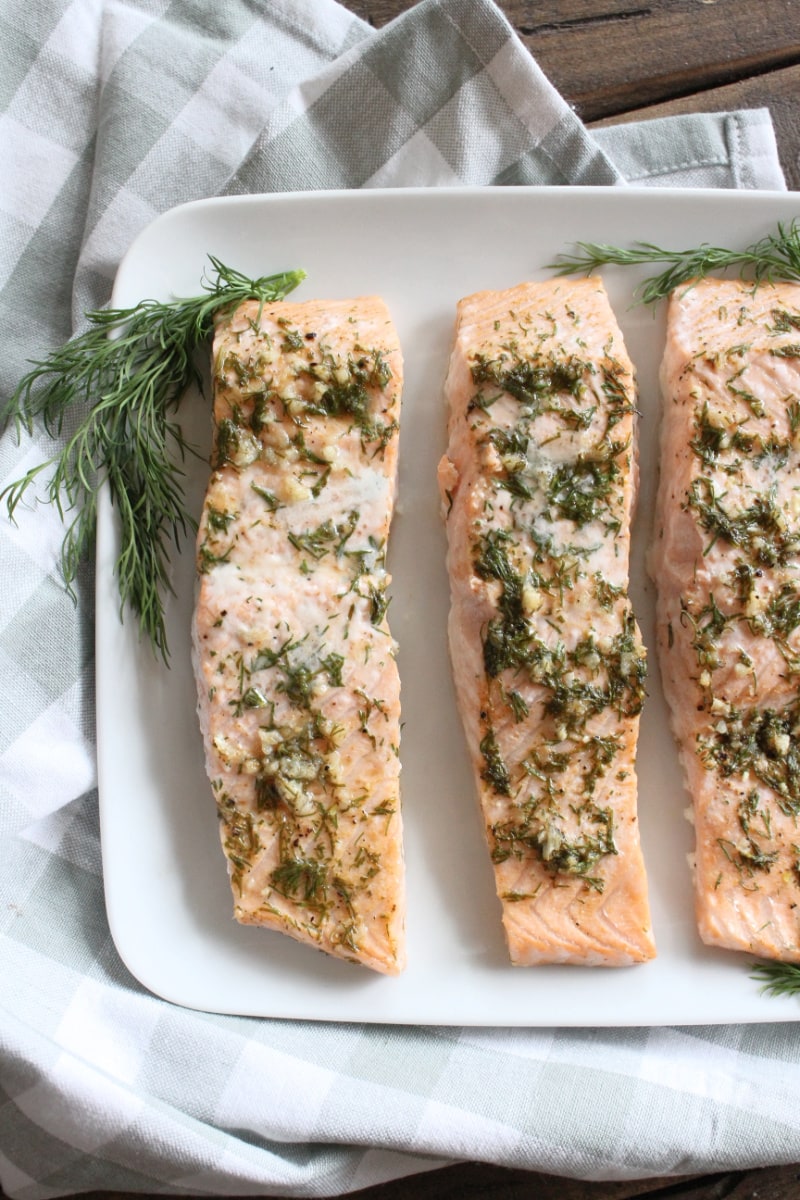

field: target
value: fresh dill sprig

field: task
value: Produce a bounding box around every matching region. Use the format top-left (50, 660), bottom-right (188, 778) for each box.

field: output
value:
top-left (549, 218), bottom-right (800, 304)
top-left (751, 959), bottom-right (800, 999)
top-left (1, 256), bottom-right (305, 661)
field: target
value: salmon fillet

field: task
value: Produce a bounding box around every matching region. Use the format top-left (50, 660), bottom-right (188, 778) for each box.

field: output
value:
top-left (651, 277), bottom-right (800, 962)
top-left (192, 295), bottom-right (406, 975)
top-left (438, 278), bottom-right (656, 966)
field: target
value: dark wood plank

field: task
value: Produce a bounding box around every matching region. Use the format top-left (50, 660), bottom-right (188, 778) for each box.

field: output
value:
top-left (720, 1164), bottom-right (800, 1200)
top-left (327, 1162), bottom-right (800, 1199)
top-left (338, 1164), bottom-right (704, 1198)
top-left (591, 63), bottom-right (800, 190)
top-left (493, 0), bottom-right (800, 122)
top-left (14, 1164), bottom-right (800, 1200)
top-left (343, 0), bottom-right (800, 120)
top-left (342, 0), bottom-right (800, 190)
top-left (345, 0), bottom-right (800, 120)
top-left (0, 1175), bottom-right (697, 1200)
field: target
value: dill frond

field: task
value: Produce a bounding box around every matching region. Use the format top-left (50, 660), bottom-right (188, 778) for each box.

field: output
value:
top-left (548, 219), bottom-right (800, 304)
top-left (751, 960), bottom-right (800, 999)
top-left (1, 257), bottom-right (305, 660)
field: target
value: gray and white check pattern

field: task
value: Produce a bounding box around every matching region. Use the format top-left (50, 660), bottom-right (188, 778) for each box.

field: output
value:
top-left (0, 0), bottom-right (794, 1196)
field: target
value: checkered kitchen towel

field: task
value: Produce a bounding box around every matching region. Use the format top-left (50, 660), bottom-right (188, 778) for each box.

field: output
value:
top-left (1, 0), bottom-right (795, 1196)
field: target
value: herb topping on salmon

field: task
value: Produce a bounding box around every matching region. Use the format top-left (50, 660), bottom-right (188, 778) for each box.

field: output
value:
top-left (193, 296), bottom-right (406, 975)
top-left (439, 278), bottom-right (655, 966)
top-left (652, 278), bottom-right (800, 962)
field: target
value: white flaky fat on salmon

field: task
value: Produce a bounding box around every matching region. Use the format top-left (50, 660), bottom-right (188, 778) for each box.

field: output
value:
top-left (438, 278), bottom-right (656, 966)
top-left (193, 295), bottom-right (406, 975)
top-left (651, 277), bottom-right (800, 962)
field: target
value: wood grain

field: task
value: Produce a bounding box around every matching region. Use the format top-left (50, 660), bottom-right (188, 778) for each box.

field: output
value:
top-left (343, 0), bottom-right (800, 188)
top-left (18, 1163), bottom-right (800, 1200)
top-left (591, 63), bottom-right (800, 190)
top-left (348, 0), bottom-right (800, 115)
top-left (340, 1163), bottom-right (800, 1199)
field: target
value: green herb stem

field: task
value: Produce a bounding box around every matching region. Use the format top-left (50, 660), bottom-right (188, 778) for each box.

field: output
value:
top-left (751, 959), bottom-right (800, 998)
top-left (1, 256), bottom-right (305, 660)
top-left (548, 219), bottom-right (800, 304)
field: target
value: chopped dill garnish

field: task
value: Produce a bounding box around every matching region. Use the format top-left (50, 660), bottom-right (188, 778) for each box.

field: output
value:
top-left (270, 857), bottom-right (328, 903)
top-left (206, 505), bottom-right (237, 532)
top-left (491, 804), bottom-right (617, 890)
top-left (250, 638), bottom-right (343, 712)
top-left (197, 543), bottom-right (233, 574)
top-left (288, 510), bottom-right (359, 560)
top-left (471, 351), bottom-right (587, 409)
top-left (687, 478), bottom-right (800, 567)
top-left (547, 445), bottom-right (624, 531)
top-left (304, 349), bottom-right (395, 449)
top-left (480, 728), bottom-right (511, 795)
top-left (251, 483), bottom-right (282, 510)
top-left (698, 702), bottom-right (800, 815)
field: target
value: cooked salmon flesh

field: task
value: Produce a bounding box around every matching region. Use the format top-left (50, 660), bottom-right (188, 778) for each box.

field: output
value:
top-left (439, 278), bottom-right (656, 966)
top-left (651, 277), bottom-right (800, 962)
top-left (192, 295), bottom-right (406, 975)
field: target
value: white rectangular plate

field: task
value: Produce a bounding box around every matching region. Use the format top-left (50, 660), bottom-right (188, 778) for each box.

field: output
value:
top-left (98, 186), bottom-right (800, 1025)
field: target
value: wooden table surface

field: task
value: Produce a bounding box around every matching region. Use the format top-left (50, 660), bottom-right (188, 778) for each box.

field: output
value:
top-left (327, 3), bottom-right (800, 1199)
top-left (345, 0), bottom-right (800, 190)
top-left (9, 6), bottom-right (797, 1200)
